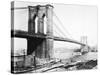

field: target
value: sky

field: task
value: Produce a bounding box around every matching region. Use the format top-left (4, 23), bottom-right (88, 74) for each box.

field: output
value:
top-left (12, 1), bottom-right (98, 51)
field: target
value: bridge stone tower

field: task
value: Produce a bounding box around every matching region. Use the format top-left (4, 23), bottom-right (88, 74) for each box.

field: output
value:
top-left (80, 36), bottom-right (89, 53)
top-left (27, 5), bottom-right (54, 59)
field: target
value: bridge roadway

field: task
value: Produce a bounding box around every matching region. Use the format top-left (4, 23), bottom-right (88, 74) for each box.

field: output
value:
top-left (11, 30), bottom-right (85, 46)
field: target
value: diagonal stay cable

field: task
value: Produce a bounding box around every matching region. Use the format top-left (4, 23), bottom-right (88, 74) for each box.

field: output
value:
top-left (53, 21), bottom-right (67, 37)
top-left (53, 25), bottom-right (65, 37)
top-left (53, 11), bottom-right (74, 39)
top-left (44, 19), bottom-right (62, 37)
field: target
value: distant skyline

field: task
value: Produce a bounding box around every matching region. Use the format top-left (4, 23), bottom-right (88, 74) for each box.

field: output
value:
top-left (13, 1), bottom-right (98, 50)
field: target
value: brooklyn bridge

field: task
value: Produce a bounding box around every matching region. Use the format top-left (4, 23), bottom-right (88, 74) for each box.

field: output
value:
top-left (11, 4), bottom-right (97, 73)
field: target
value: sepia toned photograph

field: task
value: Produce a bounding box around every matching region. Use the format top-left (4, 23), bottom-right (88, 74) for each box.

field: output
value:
top-left (11, 1), bottom-right (98, 74)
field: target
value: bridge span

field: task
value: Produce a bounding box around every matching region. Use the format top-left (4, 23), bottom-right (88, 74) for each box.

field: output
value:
top-left (12, 30), bottom-right (85, 46)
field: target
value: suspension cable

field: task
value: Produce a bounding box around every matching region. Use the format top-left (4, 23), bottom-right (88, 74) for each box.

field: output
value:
top-left (44, 19), bottom-right (63, 37)
top-left (53, 21), bottom-right (67, 37)
top-left (53, 10), bottom-right (74, 39)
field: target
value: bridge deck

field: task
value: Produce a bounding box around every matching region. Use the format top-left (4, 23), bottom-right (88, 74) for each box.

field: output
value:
top-left (11, 30), bottom-right (85, 46)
